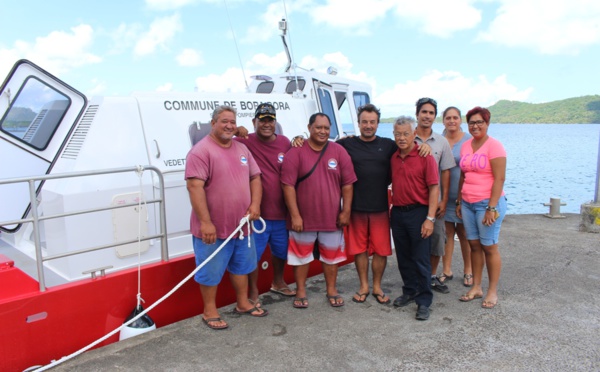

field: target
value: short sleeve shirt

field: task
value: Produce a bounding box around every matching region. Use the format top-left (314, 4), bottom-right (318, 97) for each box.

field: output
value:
top-left (337, 136), bottom-right (397, 212)
top-left (459, 136), bottom-right (506, 203)
top-left (185, 136), bottom-right (261, 239)
top-left (280, 142), bottom-right (357, 231)
top-left (235, 134), bottom-right (290, 220)
top-left (448, 132), bottom-right (472, 201)
top-left (391, 144), bottom-right (439, 206)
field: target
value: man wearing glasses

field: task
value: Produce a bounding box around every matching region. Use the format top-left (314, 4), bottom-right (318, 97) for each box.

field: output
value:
top-left (414, 98), bottom-right (456, 294)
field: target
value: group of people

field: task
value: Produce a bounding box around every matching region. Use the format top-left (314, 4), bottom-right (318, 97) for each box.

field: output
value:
top-left (184, 97), bottom-right (507, 329)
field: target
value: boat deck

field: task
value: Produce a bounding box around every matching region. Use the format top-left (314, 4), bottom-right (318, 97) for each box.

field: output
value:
top-left (51, 214), bottom-right (600, 371)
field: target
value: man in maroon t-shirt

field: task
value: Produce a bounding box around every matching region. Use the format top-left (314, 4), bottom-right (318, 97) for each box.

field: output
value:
top-left (186, 105), bottom-right (268, 330)
top-left (235, 103), bottom-right (296, 305)
top-left (281, 113), bottom-right (357, 309)
top-left (390, 115), bottom-right (439, 321)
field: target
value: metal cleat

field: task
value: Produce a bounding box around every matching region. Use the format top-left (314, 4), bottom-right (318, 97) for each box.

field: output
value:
top-left (543, 197), bottom-right (566, 219)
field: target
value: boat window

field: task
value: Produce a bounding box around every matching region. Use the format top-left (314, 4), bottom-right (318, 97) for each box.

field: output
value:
top-left (335, 91), bottom-right (354, 136)
top-left (256, 81), bottom-right (274, 94)
top-left (285, 79), bottom-right (305, 94)
top-left (317, 88), bottom-right (339, 140)
top-left (353, 91), bottom-right (370, 109)
top-left (0, 76), bottom-right (71, 151)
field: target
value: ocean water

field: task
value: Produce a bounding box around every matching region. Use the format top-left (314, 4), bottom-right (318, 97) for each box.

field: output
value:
top-left (343, 123), bottom-right (600, 215)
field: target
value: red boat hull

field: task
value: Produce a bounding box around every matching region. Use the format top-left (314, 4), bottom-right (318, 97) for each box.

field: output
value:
top-left (0, 251), bottom-right (350, 371)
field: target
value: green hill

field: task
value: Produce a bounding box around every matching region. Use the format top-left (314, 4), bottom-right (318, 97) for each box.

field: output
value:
top-left (381, 95), bottom-right (600, 124)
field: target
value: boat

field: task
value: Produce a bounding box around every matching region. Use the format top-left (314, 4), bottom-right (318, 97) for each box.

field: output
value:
top-left (0, 22), bottom-right (373, 371)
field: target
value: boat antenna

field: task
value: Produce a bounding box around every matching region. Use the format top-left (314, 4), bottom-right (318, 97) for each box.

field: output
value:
top-left (224, 0), bottom-right (249, 92)
top-left (281, 0), bottom-right (302, 97)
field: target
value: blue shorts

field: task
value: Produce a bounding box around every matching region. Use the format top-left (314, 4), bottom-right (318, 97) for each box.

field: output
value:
top-left (461, 196), bottom-right (507, 246)
top-left (252, 219), bottom-right (289, 261)
top-left (192, 235), bottom-right (257, 286)
top-left (444, 203), bottom-right (463, 224)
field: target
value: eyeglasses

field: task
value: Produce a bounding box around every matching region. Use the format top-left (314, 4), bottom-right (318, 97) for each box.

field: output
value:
top-left (416, 97), bottom-right (437, 107)
top-left (467, 120), bottom-right (486, 127)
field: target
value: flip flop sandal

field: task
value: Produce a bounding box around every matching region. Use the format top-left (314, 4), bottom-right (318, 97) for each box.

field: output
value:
top-left (326, 294), bottom-right (345, 307)
top-left (202, 317), bottom-right (228, 330)
top-left (373, 292), bottom-right (391, 304)
top-left (459, 292), bottom-right (483, 302)
top-left (463, 274), bottom-right (474, 287)
top-left (270, 287), bottom-right (296, 297)
top-left (292, 297), bottom-right (308, 309)
top-left (482, 300), bottom-right (498, 309)
top-left (234, 306), bottom-right (269, 317)
top-left (351, 291), bottom-right (370, 303)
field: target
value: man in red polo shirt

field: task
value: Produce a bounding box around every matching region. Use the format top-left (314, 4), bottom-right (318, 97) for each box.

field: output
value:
top-left (390, 115), bottom-right (439, 321)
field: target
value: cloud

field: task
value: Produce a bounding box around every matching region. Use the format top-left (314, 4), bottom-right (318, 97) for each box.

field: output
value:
top-left (478, 0), bottom-right (600, 54)
top-left (310, 0), bottom-right (391, 34)
top-left (156, 82), bottom-right (174, 91)
top-left (194, 50), bottom-right (377, 93)
top-left (86, 78), bottom-right (107, 96)
top-left (0, 24), bottom-right (101, 78)
top-left (176, 48), bottom-right (204, 66)
top-left (134, 14), bottom-right (183, 56)
top-left (375, 70), bottom-right (533, 117)
top-left (145, 0), bottom-right (199, 10)
top-left (308, 0), bottom-right (481, 37)
top-left (109, 23), bottom-right (144, 54)
top-left (241, 0), bottom-right (313, 44)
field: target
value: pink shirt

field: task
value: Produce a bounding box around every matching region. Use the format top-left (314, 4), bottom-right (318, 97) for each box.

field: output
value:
top-left (391, 144), bottom-right (439, 206)
top-left (185, 136), bottom-right (261, 239)
top-left (459, 136), bottom-right (506, 203)
top-left (281, 142), bottom-right (357, 231)
top-left (235, 134), bottom-right (290, 220)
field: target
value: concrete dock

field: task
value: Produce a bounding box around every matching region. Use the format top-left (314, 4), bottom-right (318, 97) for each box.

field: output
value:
top-left (52, 214), bottom-right (599, 371)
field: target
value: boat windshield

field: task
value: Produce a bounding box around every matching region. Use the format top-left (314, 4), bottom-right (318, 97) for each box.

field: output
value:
top-left (0, 76), bottom-right (70, 150)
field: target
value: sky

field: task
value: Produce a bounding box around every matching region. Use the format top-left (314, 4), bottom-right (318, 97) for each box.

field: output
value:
top-left (1, 0), bottom-right (599, 117)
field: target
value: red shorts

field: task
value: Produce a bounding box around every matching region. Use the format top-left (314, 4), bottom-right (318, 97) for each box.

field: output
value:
top-left (344, 211), bottom-right (392, 257)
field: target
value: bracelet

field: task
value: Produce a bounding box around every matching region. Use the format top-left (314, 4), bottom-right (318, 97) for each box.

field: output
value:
top-left (455, 199), bottom-right (460, 206)
top-left (485, 205), bottom-right (497, 212)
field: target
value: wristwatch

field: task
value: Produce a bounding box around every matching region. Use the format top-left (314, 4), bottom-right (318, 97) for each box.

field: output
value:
top-left (426, 216), bottom-right (436, 223)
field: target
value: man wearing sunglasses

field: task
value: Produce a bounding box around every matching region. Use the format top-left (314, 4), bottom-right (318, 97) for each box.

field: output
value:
top-left (235, 103), bottom-right (297, 306)
top-left (414, 97), bottom-right (456, 294)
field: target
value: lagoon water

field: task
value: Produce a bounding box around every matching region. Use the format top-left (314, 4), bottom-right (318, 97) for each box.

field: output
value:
top-left (344, 123), bottom-right (600, 215)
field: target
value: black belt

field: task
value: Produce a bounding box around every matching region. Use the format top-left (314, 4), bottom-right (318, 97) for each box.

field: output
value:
top-left (393, 204), bottom-right (423, 212)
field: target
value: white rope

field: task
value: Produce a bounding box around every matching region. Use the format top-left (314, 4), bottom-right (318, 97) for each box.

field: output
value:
top-left (34, 214), bottom-right (266, 372)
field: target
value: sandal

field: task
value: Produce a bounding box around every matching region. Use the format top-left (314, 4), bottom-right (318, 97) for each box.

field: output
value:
top-left (202, 317), bottom-right (228, 330)
top-left (373, 292), bottom-right (391, 304)
top-left (463, 273), bottom-right (473, 287)
top-left (293, 297), bottom-right (308, 309)
top-left (482, 299), bottom-right (498, 309)
top-left (234, 306), bottom-right (269, 317)
top-left (459, 292), bottom-right (483, 302)
top-left (352, 291), bottom-right (370, 303)
top-left (439, 273), bottom-right (453, 283)
top-left (326, 294), bottom-right (345, 307)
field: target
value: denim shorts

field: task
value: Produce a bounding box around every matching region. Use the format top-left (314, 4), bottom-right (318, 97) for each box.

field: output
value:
top-left (252, 219), bottom-right (289, 261)
top-left (192, 235), bottom-right (257, 286)
top-left (461, 196), bottom-right (507, 246)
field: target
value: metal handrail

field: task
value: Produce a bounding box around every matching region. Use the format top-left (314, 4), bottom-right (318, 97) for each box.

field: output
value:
top-left (0, 165), bottom-right (169, 291)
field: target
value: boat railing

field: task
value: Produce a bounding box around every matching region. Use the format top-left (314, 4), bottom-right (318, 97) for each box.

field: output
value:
top-left (0, 165), bottom-right (168, 292)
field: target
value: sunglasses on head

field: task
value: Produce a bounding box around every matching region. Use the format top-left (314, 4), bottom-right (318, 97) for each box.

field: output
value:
top-left (256, 104), bottom-right (275, 115)
top-left (417, 97), bottom-right (437, 107)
